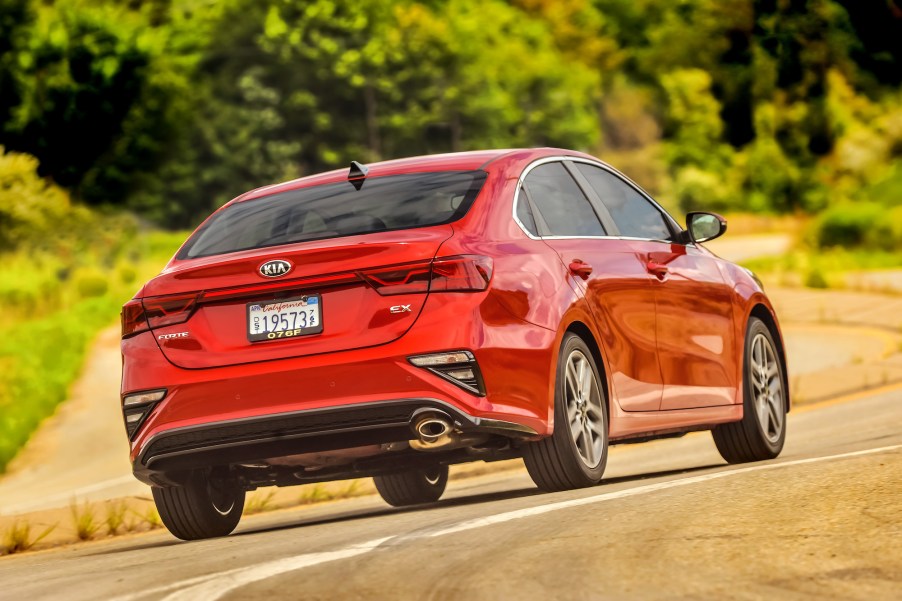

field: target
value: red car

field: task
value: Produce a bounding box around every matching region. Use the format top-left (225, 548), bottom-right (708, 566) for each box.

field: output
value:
top-left (121, 148), bottom-right (788, 540)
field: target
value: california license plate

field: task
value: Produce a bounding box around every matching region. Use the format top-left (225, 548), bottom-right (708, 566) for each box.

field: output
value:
top-left (247, 295), bottom-right (323, 342)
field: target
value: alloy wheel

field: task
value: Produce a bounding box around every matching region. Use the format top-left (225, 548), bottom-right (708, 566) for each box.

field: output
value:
top-left (749, 332), bottom-right (784, 444)
top-left (563, 349), bottom-right (606, 468)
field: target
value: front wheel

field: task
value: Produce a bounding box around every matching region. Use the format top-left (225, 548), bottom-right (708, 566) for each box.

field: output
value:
top-left (523, 333), bottom-right (608, 491)
top-left (152, 470), bottom-right (245, 541)
top-left (373, 465), bottom-right (448, 507)
top-left (712, 317), bottom-right (787, 463)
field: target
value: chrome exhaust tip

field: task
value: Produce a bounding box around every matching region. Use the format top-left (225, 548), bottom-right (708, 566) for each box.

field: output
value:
top-left (416, 418), bottom-right (451, 444)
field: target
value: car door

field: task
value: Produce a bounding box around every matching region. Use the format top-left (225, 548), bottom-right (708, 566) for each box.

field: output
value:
top-left (571, 161), bottom-right (738, 410)
top-left (518, 159), bottom-right (663, 412)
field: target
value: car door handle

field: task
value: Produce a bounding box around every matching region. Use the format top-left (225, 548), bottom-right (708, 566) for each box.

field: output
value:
top-left (569, 260), bottom-right (593, 280)
top-left (646, 261), bottom-right (669, 279)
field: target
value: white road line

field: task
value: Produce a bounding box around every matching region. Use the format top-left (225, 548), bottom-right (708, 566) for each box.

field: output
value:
top-left (163, 537), bottom-right (394, 601)
top-left (140, 444), bottom-right (901, 601)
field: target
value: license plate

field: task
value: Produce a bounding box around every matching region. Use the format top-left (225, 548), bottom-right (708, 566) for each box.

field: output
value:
top-left (247, 295), bottom-right (323, 342)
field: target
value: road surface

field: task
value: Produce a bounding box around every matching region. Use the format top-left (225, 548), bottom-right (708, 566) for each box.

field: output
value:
top-left (2, 385), bottom-right (899, 600)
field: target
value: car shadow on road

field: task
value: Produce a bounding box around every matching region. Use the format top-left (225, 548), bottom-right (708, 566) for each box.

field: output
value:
top-left (602, 462), bottom-right (724, 486)
top-left (81, 462), bottom-right (724, 556)
top-left (235, 462), bottom-right (723, 539)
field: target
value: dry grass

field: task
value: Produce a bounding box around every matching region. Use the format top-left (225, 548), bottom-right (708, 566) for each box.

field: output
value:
top-left (103, 500), bottom-right (128, 536)
top-left (136, 506), bottom-right (162, 530)
top-left (243, 490), bottom-right (276, 515)
top-left (70, 500), bottom-right (100, 541)
top-left (298, 484), bottom-right (335, 505)
top-left (297, 480), bottom-right (367, 506)
top-left (1, 520), bottom-right (56, 555)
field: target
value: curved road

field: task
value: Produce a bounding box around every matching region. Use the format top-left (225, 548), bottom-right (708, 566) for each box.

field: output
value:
top-left (2, 385), bottom-right (899, 600)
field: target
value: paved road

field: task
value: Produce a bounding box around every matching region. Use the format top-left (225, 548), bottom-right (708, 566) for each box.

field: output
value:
top-left (2, 386), bottom-right (899, 600)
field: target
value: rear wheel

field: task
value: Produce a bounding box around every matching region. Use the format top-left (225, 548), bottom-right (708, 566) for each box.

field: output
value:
top-left (712, 317), bottom-right (787, 463)
top-left (373, 465), bottom-right (449, 507)
top-left (523, 333), bottom-right (608, 491)
top-left (152, 470), bottom-right (245, 541)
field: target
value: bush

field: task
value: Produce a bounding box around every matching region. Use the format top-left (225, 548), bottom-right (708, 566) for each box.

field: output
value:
top-left (74, 271), bottom-right (109, 298)
top-left (809, 203), bottom-right (897, 250)
top-left (0, 148), bottom-right (70, 250)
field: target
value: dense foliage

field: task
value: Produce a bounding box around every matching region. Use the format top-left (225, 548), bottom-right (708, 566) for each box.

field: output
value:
top-left (0, 146), bottom-right (185, 472)
top-left (1, 0), bottom-right (901, 230)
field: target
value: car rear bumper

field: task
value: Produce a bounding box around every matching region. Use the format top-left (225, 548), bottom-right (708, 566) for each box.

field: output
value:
top-left (132, 397), bottom-right (536, 485)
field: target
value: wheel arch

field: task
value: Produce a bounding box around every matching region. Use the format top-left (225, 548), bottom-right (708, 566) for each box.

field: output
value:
top-left (748, 303), bottom-right (791, 413)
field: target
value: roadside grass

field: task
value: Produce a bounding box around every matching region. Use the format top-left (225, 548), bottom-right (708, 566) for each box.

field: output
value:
top-left (741, 247), bottom-right (902, 291)
top-left (243, 490), bottom-right (277, 515)
top-left (0, 230), bottom-right (187, 473)
top-left (137, 506), bottom-right (163, 530)
top-left (104, 500), bottom-right (128, 536)
top-left (1, 520), bottom-right (56, 555)
top-left (70, 500), bottom-right (100, 541)
top-left (298, 480), bottom-right (366, 506)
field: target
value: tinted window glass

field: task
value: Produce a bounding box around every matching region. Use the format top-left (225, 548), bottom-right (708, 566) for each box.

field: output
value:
top-left (515, 185), bottom-right (538, 236)
top-left (575, 163), bottom-right (672, 240)
top-left (179, 171), bottom-right (486, 259)
top-left (523, 162), bottom-right (605, 236)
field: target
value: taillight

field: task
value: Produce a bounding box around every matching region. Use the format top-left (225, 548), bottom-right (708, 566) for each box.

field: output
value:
top-left (120, 294), bottom-right (198, 339)
top-left (360, 261), bottom-right (433, 295)
top-left (361, 255), bottom-right (493, 296)
top-left (143, 294), bottom-right (198, 329)
top-left (431, 256), bottom-right (493, 292)
top-left (121, 299), bottom-right (149, 338)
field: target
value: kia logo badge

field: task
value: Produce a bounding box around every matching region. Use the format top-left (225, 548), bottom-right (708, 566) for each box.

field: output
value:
top-left (259, 259), bottom-right (292, 278)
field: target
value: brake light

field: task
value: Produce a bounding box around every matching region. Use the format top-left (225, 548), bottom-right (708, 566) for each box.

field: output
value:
top-left (361, 255), bottom-right (492, 296)
top-left (431, 256), bottom-right (493, 292)
top-left (121, 299), bottom-right (149, 338)
top-left (144, 294), bottom-right (198, 329)
top-left (361, 260), bottom-right (433, 295)
top-left (120, 294), bottom-right (198, 339)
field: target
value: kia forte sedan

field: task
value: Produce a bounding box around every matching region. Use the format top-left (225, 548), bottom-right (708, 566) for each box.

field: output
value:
top-left (121, 148), bottom-right (788, 540)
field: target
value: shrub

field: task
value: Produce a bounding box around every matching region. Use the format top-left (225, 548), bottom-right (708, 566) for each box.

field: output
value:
top-left (809, 203), bottom-right (886, 250)
top-left (74, 270), bottom-right (109, 298)
top-left (0, 148), bottom-right (70, 250)
top-left (804, 267), bottom-right (829, 289)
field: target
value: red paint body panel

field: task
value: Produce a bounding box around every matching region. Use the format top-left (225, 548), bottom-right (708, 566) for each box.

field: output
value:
top-left (121, 147), bottom-right (786, 479)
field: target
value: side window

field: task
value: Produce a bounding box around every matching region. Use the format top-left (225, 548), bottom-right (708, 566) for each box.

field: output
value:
top-left (574, 163), bottom-right (673, 241)
top-left (515, 185), bottom-right (538, 236)
top-left (522, 162), bottom-right (605, 237)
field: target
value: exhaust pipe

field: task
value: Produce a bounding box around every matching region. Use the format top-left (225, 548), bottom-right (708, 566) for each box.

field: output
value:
top-left (410, 413), bottom-right (488, 452)
top-left (416, 418), bottom-right (451, 444)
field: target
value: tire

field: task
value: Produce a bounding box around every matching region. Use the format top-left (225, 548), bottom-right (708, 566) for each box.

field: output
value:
top-left (712, 317), bottom-right (787, 463)
top-left (152, 470), bottom-right (245, 541)
top-left (373, 465), bottom-right (448, 507)
top-left (523, 333), bottom-right (608, 492)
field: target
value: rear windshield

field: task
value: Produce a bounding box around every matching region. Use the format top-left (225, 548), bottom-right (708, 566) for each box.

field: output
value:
top-left (178, 170), bottom-right (487, 259)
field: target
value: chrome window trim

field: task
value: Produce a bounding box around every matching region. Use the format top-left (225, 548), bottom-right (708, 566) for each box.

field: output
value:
top-left (511, 155), bottom-right (689, 245)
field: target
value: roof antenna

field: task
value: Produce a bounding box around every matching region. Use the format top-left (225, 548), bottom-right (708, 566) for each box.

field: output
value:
top-left (348, 161), bottom-right (368, 190)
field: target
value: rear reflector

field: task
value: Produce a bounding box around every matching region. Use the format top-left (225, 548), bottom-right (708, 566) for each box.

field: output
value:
top-left (361, 255), bottom-right (492, 296)
top-left (122, 389), bottom-right (167, 439)
top-left (408, 350), bottom-right (486, 396)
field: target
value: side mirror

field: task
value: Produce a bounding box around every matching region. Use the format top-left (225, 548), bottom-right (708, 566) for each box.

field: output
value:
top-left (685, 212), bottom-right (727, 244)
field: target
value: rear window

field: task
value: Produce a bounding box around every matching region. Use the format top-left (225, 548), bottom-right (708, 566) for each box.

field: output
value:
top-left (178, 170), bottom-right (487, 259)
